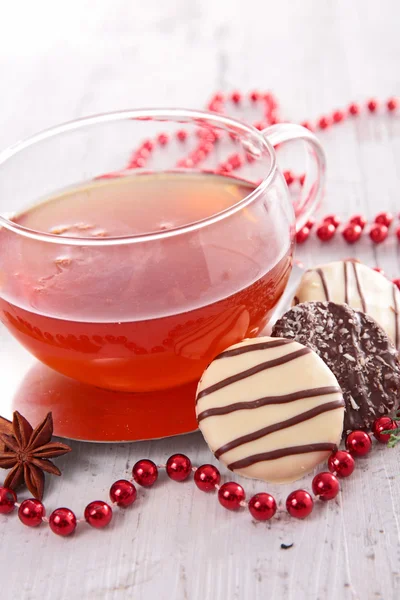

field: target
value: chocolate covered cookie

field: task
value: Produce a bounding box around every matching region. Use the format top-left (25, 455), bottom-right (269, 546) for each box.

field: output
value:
top-left (196, 336), bottom-right (344, 484)
top-left (293, 260), bottom-right (400, 349)
top-left (272, 301), bottom-right (400, 434)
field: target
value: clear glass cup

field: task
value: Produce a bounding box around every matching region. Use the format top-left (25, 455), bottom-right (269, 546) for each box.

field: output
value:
top-left (0, 109), bottom-right (325, 394)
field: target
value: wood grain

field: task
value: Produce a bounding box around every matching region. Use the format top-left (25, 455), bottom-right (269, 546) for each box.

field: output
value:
top-left (1, 0), bottom-right (400, 598)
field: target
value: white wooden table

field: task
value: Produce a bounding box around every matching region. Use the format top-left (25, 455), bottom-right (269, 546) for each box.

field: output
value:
top-left (1, 1), bottom-right (400, 598)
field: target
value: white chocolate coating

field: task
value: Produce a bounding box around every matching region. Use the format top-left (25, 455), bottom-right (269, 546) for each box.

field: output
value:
top-left (294, 260), bottom-right (400, 349)
top-left (196, 336), bottom-right (344, 484)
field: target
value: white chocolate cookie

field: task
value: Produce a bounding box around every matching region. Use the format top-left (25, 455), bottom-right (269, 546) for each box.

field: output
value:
top-left (293, 260), bottom-right (400, 349)
top-left (196, 336), bottom-right (344, 484)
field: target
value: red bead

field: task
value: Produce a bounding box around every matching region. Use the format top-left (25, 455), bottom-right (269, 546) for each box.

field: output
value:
top-left (346, 430), bottom-right (372, 456)
top-left (349, 214), bottom-right (367, 230)
top-left (84, 501), bottom-right (113, 529)
top-left (110, 479), bottom-right (137, 507)
top-left (250, 91), bottom-right (260, 102)
top-left (333, 110), bottom-right (345, 123)
top-left (375, 211), bottom-right (393, 227)
top-left (317, 222), bottom-right (336, 241)
top-left (387, 97), bottom-right (398, 112)
top-left (312, 472), bottom-right (340, 501)
top-left (301, 121), bottom-right (313, 131)
top-left (194, 464), bottom-right (221, 492)
top-left (342, 224), bottom-right (362, 244)
top-left (166, 454), bottom-right (192, 482)
top-left (0, 487), bottom-right (16, 514)
top-left (218, 482), bottom-right (246, 511)
top-left (176, 129), bottom-right (188, 142)
top-left (137, 147), bottom-right (150, 159)
top-left (323, 214), bottom-right (341, 228)
top-left (284, 170), bottom-right (294, 185)
top-left (369, 223), bottom-right (388, 244)
top-left (212, 92), bottom-right (224, 103)
top-left (373, 267), bottom-right (385, 277)
top-left (372, 416), bottom-right (398, 443)
top-left (328, 450), bottom-right (355, 478)
top-left (286, 490), bottom-right (313, 519)
top-left (231, 91), bottom-right (241, 104)
top-left (132, 459), bottom-right (158, 487)
top-left (318, 116), bottom-right (331, 130)
top-left (248, 493), bottom-right (276, 521)
top-left (349, 103), bottom-right (360, 116)
top-left (49, 508), bottom-right (77, 537)
top-left (393, 278), bottom-right (400, 290)
top-left (18, 499), bottom-right (45, 527)
top-left (296, 226), bottom-right (310, 244)
top-left (367, 99), bottom-right (378, 112)
top-left (157, 133), bottom-right (169, 146)
top-left (396, 226), bottom-right (400, 242)
top-left (305, 216), bottom-right (316, 229)
top-left (299, 173), bottom-right (306, 186)
top-left (142, 139), bottom-right (154, 151)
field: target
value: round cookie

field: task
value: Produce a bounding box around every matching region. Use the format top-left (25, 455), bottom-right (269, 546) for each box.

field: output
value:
top-left (195, 336), bottom-right (344, 484)
top-left (272, 301), bottom-right (400, 434)
top-left (293, 260), bottom-right (400, 349)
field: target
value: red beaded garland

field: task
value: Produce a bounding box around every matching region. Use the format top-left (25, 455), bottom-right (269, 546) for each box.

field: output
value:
top-left (317, 222), bottom-right (336, 241)
top-left (369, 223), bottom-right (388, 244)
top-left (194, 464), bottom-right (221, 492)
top-left (323, 214), bottom-right (341, 228)
top-left (132, 459), bottom-right (158, 487)
top-left (0, 487), bottom-right (16, 514)
top-left (248, 493), bottom-right (276, 521)
top-left (84, 501), bottom-right (113, 529)
top-left (166, 454), bottom-right (192, 482)
top-left (375, 211), bottom-right (393, 227)
top-left (346, 431), bottom-right (372, 456)
top-left (49, 508), bottom-right (77, 537)
top-left (342, 224), bottom-right (362, 244)
top-left (110, 480), bottom-right (137, 508)
top-left (372, 416), bottom-right (398, 443)
top-left (18, 499), bottom-right (45, 527)
top-left (218, 482), bottom-right (246, 511)
top-left (296, 226), bottom-right (310, 244)
top-left (312, 472), bottom-right (340, 501)
top-left (328, 450), bottom-right (355, 478)
top-left (286, 490), bottom-right (313, 519)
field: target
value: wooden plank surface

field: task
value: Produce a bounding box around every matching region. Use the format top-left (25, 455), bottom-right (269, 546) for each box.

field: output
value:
top-left (1, 1), bottom-right (400, 598)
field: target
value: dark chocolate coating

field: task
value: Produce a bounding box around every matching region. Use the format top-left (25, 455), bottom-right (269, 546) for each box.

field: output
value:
top-left (272, 301), bottom-right (400, 434)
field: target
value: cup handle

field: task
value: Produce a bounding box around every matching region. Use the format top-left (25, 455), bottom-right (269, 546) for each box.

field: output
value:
top-left (262, 123), bottom-right (326, 232)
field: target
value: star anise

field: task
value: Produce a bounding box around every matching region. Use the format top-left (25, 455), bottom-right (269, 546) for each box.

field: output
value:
top-left (0, 416), bottom-right (13, 452)
top-left (0, 411), bottom-right (71, 500)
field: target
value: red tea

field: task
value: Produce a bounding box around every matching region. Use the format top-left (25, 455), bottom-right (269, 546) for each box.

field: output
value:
top-left (0, 172), bottom-right (293, 392)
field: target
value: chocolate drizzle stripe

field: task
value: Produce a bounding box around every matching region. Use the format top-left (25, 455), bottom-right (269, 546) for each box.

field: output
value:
top-left (344, 261), bottom-right (349, 304)
top-left (214, 400), bottom-right (344, 458)
top-left (214, 338), bottom-right (292, 360)
top-left (316, 268), bottom-right (330, 300)
top-left (227, 443), bottom-right (338, 470)
top-left (197, 386), bottom-right (342, 422)
top-left (351, 261), bottom-right (367, 312)
top-left (393, 285), bottom-right (399, 349)
top-left (197, 347), bottom-right (311, 400)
